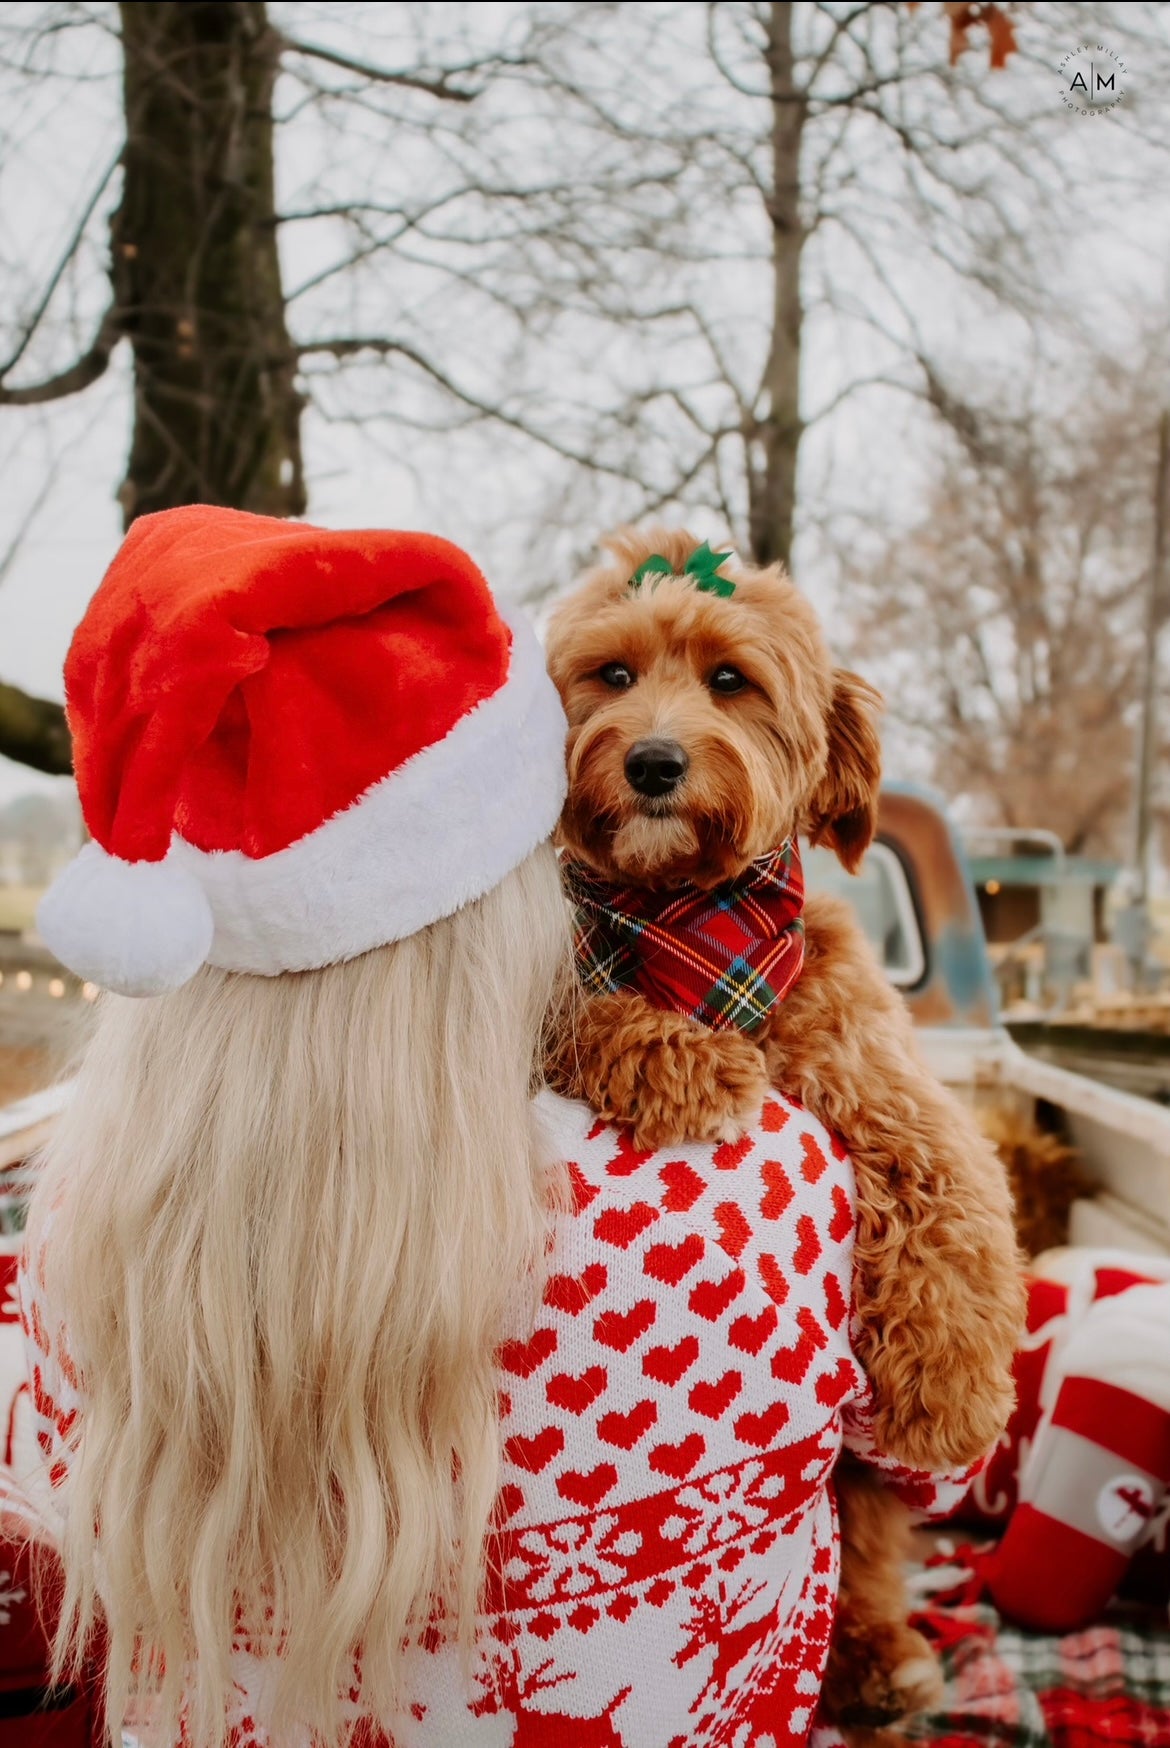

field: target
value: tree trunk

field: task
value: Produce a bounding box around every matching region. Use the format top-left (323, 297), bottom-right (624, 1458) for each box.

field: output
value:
top-left (115, 0), bottom-right (305, 526)
top-left (0, 1), bottom-right (304, 776)
top-left (747, 1), bottom-right (805, 571)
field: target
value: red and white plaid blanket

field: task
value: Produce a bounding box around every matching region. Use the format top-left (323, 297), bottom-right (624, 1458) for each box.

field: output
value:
top-left (906, 1540), bottom-right (1170, 1747)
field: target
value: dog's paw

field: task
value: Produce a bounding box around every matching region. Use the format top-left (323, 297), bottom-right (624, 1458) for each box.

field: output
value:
top-left (856, 1319), bottom-right (1016, 1471)
top-left (867, 1385), bottom-right (1013, 1474)
top-left (624, 1027), bottom-right (769, 1150)
top-left (822, 1617), bottom-right (942, 1729)
top-left (852, 1269), bottom-right (1018, 1472)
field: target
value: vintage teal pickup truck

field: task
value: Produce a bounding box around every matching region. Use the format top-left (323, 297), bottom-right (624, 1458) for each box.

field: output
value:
top-left (805, 783), bottom-right (1170, 1257)
top-left (4, 784), bottom-right (1170, 1254)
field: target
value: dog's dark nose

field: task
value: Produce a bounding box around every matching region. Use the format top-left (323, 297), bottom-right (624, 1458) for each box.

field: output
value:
top-left (625, 738), bottom-right (689, 798)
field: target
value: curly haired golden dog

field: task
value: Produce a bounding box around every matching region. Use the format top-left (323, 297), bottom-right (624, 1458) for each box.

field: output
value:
top-left (545, 527), bottom-right (1024, 1729)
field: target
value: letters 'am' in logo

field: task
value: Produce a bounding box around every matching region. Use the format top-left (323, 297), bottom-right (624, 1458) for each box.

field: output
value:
top-left (1059, 42), bottom-right (1126, 115)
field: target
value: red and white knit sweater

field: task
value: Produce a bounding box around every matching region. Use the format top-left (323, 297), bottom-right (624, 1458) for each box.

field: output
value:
top-left (21, 1090), bottom-right (972, 1747)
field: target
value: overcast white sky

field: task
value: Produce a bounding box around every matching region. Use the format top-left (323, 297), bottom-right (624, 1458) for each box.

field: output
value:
top-left (1, 0), bottom-right (1168, 806)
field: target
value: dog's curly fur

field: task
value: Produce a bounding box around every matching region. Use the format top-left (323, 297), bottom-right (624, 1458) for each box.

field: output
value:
top-left (823, 1457), bottom-right (943, 1733)
top-left (545, 526), bottom-right (1025, 1730)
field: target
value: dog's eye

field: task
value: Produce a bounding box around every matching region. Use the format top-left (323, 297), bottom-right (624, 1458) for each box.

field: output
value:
top-left (709, 665), bottom-right (747, 695)
top-left (598, 662), bottom-right (636, 689)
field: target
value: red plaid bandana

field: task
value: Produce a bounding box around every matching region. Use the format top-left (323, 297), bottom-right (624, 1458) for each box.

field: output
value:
top-left (564, 842), bottom-right (805, 1033)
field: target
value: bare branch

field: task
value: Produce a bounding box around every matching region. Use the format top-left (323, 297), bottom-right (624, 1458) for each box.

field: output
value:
top-left (278, 35), bottom-right (527, 103)
top-left (298, 336), bottom-right (645, 480)
top-left (0, 304), bottom-right (121, 406)
top-left (0, 141), bottom-right (121, 377)
top-left (0, 680), bottom-right (71, 776)
top-left (0, 462), bottom-right (55, 589)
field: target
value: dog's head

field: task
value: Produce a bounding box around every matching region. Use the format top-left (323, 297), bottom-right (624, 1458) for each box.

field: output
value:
top-left (546, 526), bottom-right (883, 889)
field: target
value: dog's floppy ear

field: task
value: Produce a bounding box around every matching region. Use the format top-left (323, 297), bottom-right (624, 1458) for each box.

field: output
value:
top-left (807, 669), bottom-right (883, 874)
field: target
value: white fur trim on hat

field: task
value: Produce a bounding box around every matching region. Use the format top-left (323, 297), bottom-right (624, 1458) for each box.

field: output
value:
top-left (37, 846), bottom-right (215, 998)
top-left (39, 608), bottom-right (567, 992)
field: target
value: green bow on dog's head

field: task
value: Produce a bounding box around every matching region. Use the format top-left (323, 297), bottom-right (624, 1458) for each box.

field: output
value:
top-left (629, 541), bottom-right (736, 599)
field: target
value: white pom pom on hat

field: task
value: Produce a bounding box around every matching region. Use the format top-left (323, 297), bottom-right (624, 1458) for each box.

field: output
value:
top-left (38, 506), bottom-right (568, 997)
top-left (38, 845), bottom-right (214, 999)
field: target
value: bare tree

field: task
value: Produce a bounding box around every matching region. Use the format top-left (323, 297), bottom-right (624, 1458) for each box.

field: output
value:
top-left (114, 2), bottom-right (303, 523)
top-left (1, 0), bottom-right (1168, 782)
top-left (518, 1), bottom-right (1170, 574)
top-left (0, 2), bottom-right (591, 768)
top-left (0, 0), bottom-right (702, 771)
top-left (844, 353), bottom-right (1163, 854)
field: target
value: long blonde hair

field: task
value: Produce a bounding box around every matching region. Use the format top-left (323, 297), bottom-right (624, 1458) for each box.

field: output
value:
top-left (28, 843), bottom-right (572, 1747)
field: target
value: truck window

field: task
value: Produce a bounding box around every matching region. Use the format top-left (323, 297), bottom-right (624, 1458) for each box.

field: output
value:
top-left (802, 842), bottom-right (926, 988)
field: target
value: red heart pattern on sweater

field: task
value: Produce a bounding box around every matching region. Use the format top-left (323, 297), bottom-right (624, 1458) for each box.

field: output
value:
top-left (594, 1300), bottom-right (657, 1352)
top-left (648, 1433), bottom-right (706, 1480)
top-left (792, 1215), bottom-right (822, 1276)
top-left (770, 1306), bottom-right (830, 1384)
top-left (713, 1201), bottom-right (751, 1260)
top-left (500, 1327), bottom-right (558, 1378)
top-left (485, 1097), bottom-right (888, 1655)
top-left (643, 1233), bottom-right (705, 1286)
top-left (568, 1161), bottom-right (600, 1211)
top-left (495, 1482), bottom-right (525, 1523)
top-left (605, 1132), bottom-right (656, 1177)
top-left (824, 1272), bottom-right (848, 1330)
top-left (800, 1134), bottom-right (829, 1184)
top-left (758, 1253), bottom-right (789, 1305)
top-left (594, 1203), bottom-right (658, 1250)
top-left (734, 1399), bottom-right (790, 1448)
top-left (556, 1463), bottom-right (619, 1508)
top-left (689, 1268), bottom-right (746, 1322)
top-left (770, 1331), bottom-right (816, 1385)
top-left (713, 1135), bottom-right (753, 1172)
top-left (830, 1183), bottom-right (853, 1244)
top-left (544, 1263), bottom-right (608, 1316)
top-left (801, 1304), bottom-right (830, 1350)
top-left (642, 1335), bottom-right (700, 1385)
top-left (659, 1160), bottom-right (705, 1212)
top-left (760, 1159), bottom-right (794, 1222)
top-left (597, 1399), bottom-right (658, 1450)
top-left (728, 1303), bottom-right (778, 1357)
top-left (546, 1366), bottom-right (608, 1415)
top-left (689, 1370), bottom-right (743, 1419)
top-left (505, 1426), bottom-right (565, 1474)
top-left (816, 1358), bottom-right (858, 1409)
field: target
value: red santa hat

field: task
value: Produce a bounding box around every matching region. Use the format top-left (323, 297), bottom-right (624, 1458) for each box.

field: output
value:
top-left (38, 505), bottom-right (568, 997)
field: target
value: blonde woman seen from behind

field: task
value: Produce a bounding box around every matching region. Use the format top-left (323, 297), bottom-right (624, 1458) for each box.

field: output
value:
top-left (24, 507), bottom-right (980, 1748)
top-left (28, 851), bottom-right (569, 1747)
